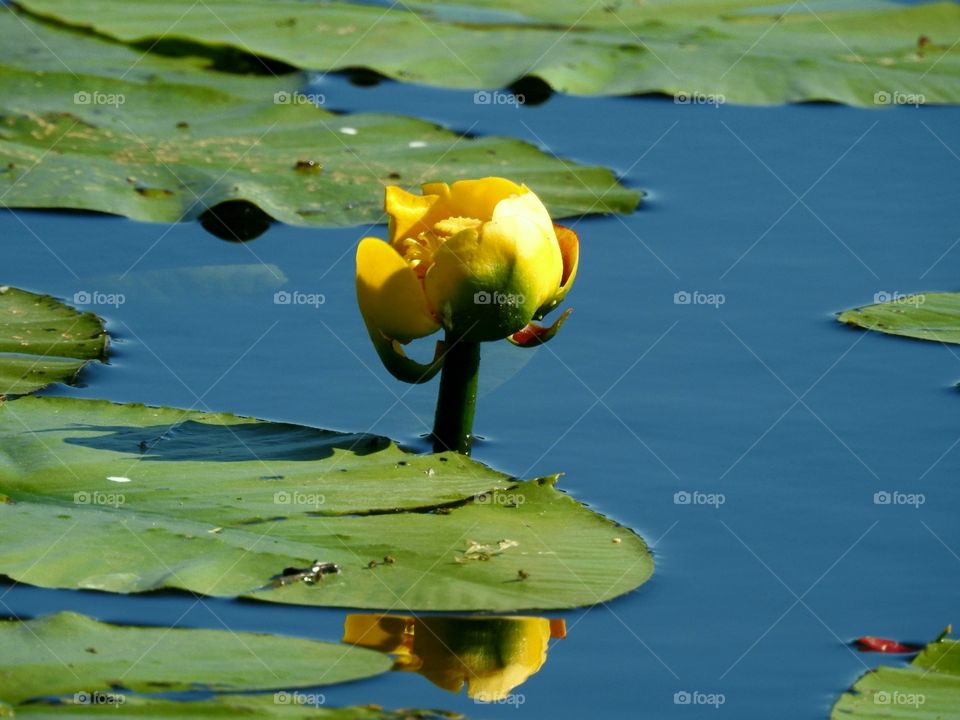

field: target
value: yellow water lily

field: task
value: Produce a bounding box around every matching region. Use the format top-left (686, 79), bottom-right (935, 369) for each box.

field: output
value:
top-left (343, 613), bottom-right (567, 701)
top-left (356, 177), bottom-right (578, 384)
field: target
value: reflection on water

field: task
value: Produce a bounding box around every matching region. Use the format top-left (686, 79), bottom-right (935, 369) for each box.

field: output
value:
top-left (343, 614), bottom-right (566, 701)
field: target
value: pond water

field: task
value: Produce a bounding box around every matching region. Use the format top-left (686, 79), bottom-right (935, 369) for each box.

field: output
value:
top-left (2, 73), bottom-right (959, 718)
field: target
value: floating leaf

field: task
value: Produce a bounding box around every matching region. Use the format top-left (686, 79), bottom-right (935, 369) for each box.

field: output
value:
top-left (0, 10), bottom-right (638, 229)
top-left (0, 286), bottom-right (107, 396)
top-left (13, 0), bottom-right (960, 105)
top-left (14, 697), bottom-right (456, 719)
top-left (0, 612), bottom-right (391, 706)
top-left (0, 397), bottom-right (653, 611)
top-left (831, 631), bottom-right (960, 718)
top-left (838, 292), bottom-right (960, 345)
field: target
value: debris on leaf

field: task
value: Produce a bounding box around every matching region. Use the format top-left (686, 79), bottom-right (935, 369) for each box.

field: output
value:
top-left (269, 560), bottom-right (340, 588)
top-left (456, 538), bottom-right (519, 563)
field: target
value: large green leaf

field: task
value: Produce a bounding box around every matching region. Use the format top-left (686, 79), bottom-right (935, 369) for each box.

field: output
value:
top-left (0, 287), bottom-right (107, 396)
top-left (0, 11), bottom-right (638, 229)
top-left (13, 0), bottom-right (960, 106)
top-left (0, 612), bottom-right (391, 705)
top-left (831, 635), bottom-right (960, 718)
top-left (838, 292), bottom-right (960, 345)
top-left (0, 396), bottom-right (652, 610)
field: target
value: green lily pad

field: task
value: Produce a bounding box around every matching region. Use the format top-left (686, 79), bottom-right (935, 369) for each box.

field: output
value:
top-left (0, 10), bottom-right (638, 229)
top-left (0, 287), bottom-right (107, 396)
top-left (831, 634), bottom-right (960, 718)
top-left (0, 611), bottom-right (391, 706)
top-left (838, 292), bottom-right (960, 345)
top-left (0, 396), bottom-right (653, 610)
top-left (13, 0), bottom-right (960, 106)
top-left (13, 696), bottom-right (455, 719)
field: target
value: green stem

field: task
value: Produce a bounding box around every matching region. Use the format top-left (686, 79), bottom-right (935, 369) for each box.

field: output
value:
top-left (432, 333), bottom-right (481, 454)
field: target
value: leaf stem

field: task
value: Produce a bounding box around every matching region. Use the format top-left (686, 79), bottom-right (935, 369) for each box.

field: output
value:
top-left (432, 333), bottom-right (481, 454)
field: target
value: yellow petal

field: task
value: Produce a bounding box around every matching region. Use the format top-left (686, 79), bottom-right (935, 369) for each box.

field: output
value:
top-left (536, 224), bottom-right (579, 319)
top-left (356, 237), bottom-right (439, 343)
top-left (484, 193), bottom-right (562, 310)
top-left (384, 185), bottom-right (439, 245)
top-left (386, 177), bottom-right (527, 249)
top-left (422, 177), bottom-right (525, 222)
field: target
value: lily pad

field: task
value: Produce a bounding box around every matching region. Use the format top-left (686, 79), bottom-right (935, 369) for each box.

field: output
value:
top-left (0, 287), bottom-right (107, 396)
top-left (0, 10), bottom-right (638, 229)
top-left (13, 0), bottom-right (960, 106)
top-left (14, 697), bottom-right (455, 719)
top-left (0, 396), bottom-right (653, 610)
top-left (838, 292), bottom-right (960, 345)
top-left (831, 633), bottom-right (960, 718)
top-left (0, 611), bottom-right (391, 705)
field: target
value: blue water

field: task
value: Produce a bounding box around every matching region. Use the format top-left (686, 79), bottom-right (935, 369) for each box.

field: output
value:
top-left (3, 74), bottom-right (960, 718)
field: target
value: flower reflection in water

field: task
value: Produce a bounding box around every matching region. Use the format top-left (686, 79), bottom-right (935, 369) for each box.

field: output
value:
top-left (343, 614), bottom-right (566, 701)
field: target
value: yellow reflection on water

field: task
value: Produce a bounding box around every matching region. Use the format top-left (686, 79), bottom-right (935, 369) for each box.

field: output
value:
top-left (343, 614), bottom-right (566, 701)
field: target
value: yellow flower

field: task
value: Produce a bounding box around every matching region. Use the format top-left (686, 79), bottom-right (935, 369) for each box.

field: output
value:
top-left (356, 178), bottom-right (578, 382)
top-left (342, 613), bottom-right (567, 701)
